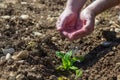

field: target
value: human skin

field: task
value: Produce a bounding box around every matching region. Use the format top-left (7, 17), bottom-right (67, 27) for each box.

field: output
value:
top-left (56, 0), bottom-right (120, 41)
top-left (65, 0), bottom-right (87, 13)
top-left (56, 0), bottom-right (87, 31)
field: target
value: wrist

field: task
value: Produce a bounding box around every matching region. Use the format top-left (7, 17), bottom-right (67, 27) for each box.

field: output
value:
top-left (65, 0), bottom-right (87, 13)
top-left (65, 6), bottom-right (80, 13)
top-left (85, 0), bottom-right (120, 16)
top-left (83, 8), bottom-right (96, 18)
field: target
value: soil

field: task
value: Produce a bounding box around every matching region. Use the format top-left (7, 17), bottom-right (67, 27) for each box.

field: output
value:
top-left (0, 0), bottom-right (120, 80)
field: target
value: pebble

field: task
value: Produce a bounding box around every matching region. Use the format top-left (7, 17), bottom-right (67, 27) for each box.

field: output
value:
top-left (27, 73), bottom-right (43, 80)
top-left (16, 74), bottom-right (26, 80)
top-left (1, 15), bottom-right (11, 19)
top-left (12, 50), bottom-right (29, 60)
top-left (101, 41), bottom-right (112, 47)
top-left (0, 33), bottom-right (1, 37)
top-left (20, 15), bottom-right (29, 20)
top-left (95, 19), bottom-right (99, 26)
top-left (1, 74), bottom-right (9, 79)
top-left (116, 62), bottom-right (120, 66)
top-left (17, 60), bottom-right (25, 63)
top-left (5, 53), bottom-right (11, 60)
top-left (1, 56), bottom-right (6, 61)
top-left (21, 2), bottom-right (27, 5)
top-left (33, 32), bottom-right (42, 36)
top-left (117, 75), bottom-right (120, 80)
top-left (51, 37), bottom-right (57, 41)
top-left (115, 28), bottom-right (120, 33)
top-left (7, 58), bottom-right (14, 65)
top-left (11, 16), bottom-right (17, 20)
top-left (2, 48), bottom-right (15, 55)
top-left (109, 21), bottom-right (115, 25)
top-left (49, 75), bottom-right (57, 80)
top-left (9, 76), bottom-right (16, 80)
top-left (118, 14), bottom-right (120, 22)
top-left (0, 56), bottom-right (6, 65)
top-left (0, 3), bottom-right (7, 8)
top-left (9, 72), bottom-right (17, 77)
top-left (5, 0), bottom-right (18, 4)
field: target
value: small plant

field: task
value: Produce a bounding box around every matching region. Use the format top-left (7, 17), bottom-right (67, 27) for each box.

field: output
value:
top-left (56, 50), bottom-right (85, 79)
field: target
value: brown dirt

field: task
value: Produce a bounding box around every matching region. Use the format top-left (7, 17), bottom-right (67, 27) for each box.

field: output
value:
top-left (0, 0), bottom-right (120, 80)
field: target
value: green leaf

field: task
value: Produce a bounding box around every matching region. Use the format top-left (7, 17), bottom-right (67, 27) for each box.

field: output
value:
top-left (62, 58), bottom-right (68, 69)
top-left (56, 65), bottom-right (64, 70)
top-left (72, 56), bottom-right (85, 63)
top-left (75, 69), bottom-right (83, 79)
top-left (61, 50), bottom-right (73, 69)
top-left (69, 66), bottom-right (78, 71)
top-left (58, 76), bottom-right (69, 80)
top-left (66, 50), bottom-right (73, 59)
top-left (56, 51), bottom-right (65, 58)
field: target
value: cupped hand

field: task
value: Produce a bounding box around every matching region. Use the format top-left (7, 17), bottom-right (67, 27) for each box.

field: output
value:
top-left (61, 9), bottom-right (95, 41)
top-left (56, 9), bottom-right (78, 31)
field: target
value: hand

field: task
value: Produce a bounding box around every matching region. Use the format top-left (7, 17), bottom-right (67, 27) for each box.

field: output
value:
top-left (56, 9), bottom-right (78, 31)
top-left (61, 9), bottom-right (95, 41)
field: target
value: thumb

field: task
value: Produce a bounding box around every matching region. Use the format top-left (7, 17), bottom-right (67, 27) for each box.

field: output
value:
top-left (83, 18), bottom-right (94, 34)
top-left (56, 17), bottom-right (67, 31)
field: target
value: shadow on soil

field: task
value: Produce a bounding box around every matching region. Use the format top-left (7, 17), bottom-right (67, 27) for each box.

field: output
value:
top-left (77, 30), bottom-right (120, 69)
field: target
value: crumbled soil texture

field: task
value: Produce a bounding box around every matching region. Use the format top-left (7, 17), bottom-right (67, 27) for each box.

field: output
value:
top-left (0, 0), bottom-right (120, 80)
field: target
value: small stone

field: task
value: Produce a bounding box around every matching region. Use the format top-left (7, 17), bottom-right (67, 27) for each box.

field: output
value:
top-left (5, 0), bottom-right (18, 4)
top-left (115, 28), bottom-right (120, 33)
top-left (20, 15), bottom-right (29, 20)
top-left (0, 56), bottom-right (6, 65)
top-left (27, 73), bottom-right (43, 80)
top-left (49, 75), bottom-right (57, 80)
top-left (71, 74), bottom-right (75, 79)
top-left (2, 74), bottom-right (9, 79)
top-left (21, 2), bottom-right (27, 5)
top-left (101, 41), bottom-right (112, 47)
top-left (117, 75), bottom-right (120, 80)
top-left (51, 37), bottom-right (57, 41)
top-left (5, 53), bottom-right (11, 60)
top-left (0, 3), bottom-right (7, 8)
top-left (12, 50), bottom-right (29, 60)
top-left (9, 76), bottom-right (16, 80)
top-left (40, 16), bottom-right (44, 19)
top-left (1, 15), bottom-right (10, 19)
top-left (1, 56), bottom-right (6, 61)
top-left (11, 16), bottom-right (17, 20)
top-left (2, 48), bottom-right (15, 55)
top-left (112, 47), bottom-right (116, 50)
top-left (16, 74), bottom-right (27, 80)
top-left (116, 62), bottom-right (120, 66)
top-left (0, 33), bottom-right (1, 37)
top-left (52, 60), bottom-right (56, 64)
top-left (9, 72), bottom-right (17, 77)
top-left (7, 58), bottom-right (14, 65)
top-left (109, 21), bottom-right (115, 25)
top-left (17, 60), bottom-right (25, 63)
top-left (118, 15), bottom-right (120, 22)
top-left (31, 67), bottom-right (37, 71)
top-left (33, 32), bottom-right (42, 36)
top-left (95, 19), bottom-right (99, 26)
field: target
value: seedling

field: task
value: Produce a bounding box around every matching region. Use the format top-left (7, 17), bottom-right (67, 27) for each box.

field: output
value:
top-left (56, 50), bottom-right (85, 79)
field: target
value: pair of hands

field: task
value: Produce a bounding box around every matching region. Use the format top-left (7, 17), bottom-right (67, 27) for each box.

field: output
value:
top-left (56, 9), bottom-right (95, 41)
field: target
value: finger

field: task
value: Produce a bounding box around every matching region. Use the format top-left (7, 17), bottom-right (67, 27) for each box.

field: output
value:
top-left (69, 28), bottom-right (86, 40)
top-left (62, 30), bottom-right (69, 37)
top-left (69, 19), bottom-right (94, 40)
top-left (56, 17), bottom-right (67, 31)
